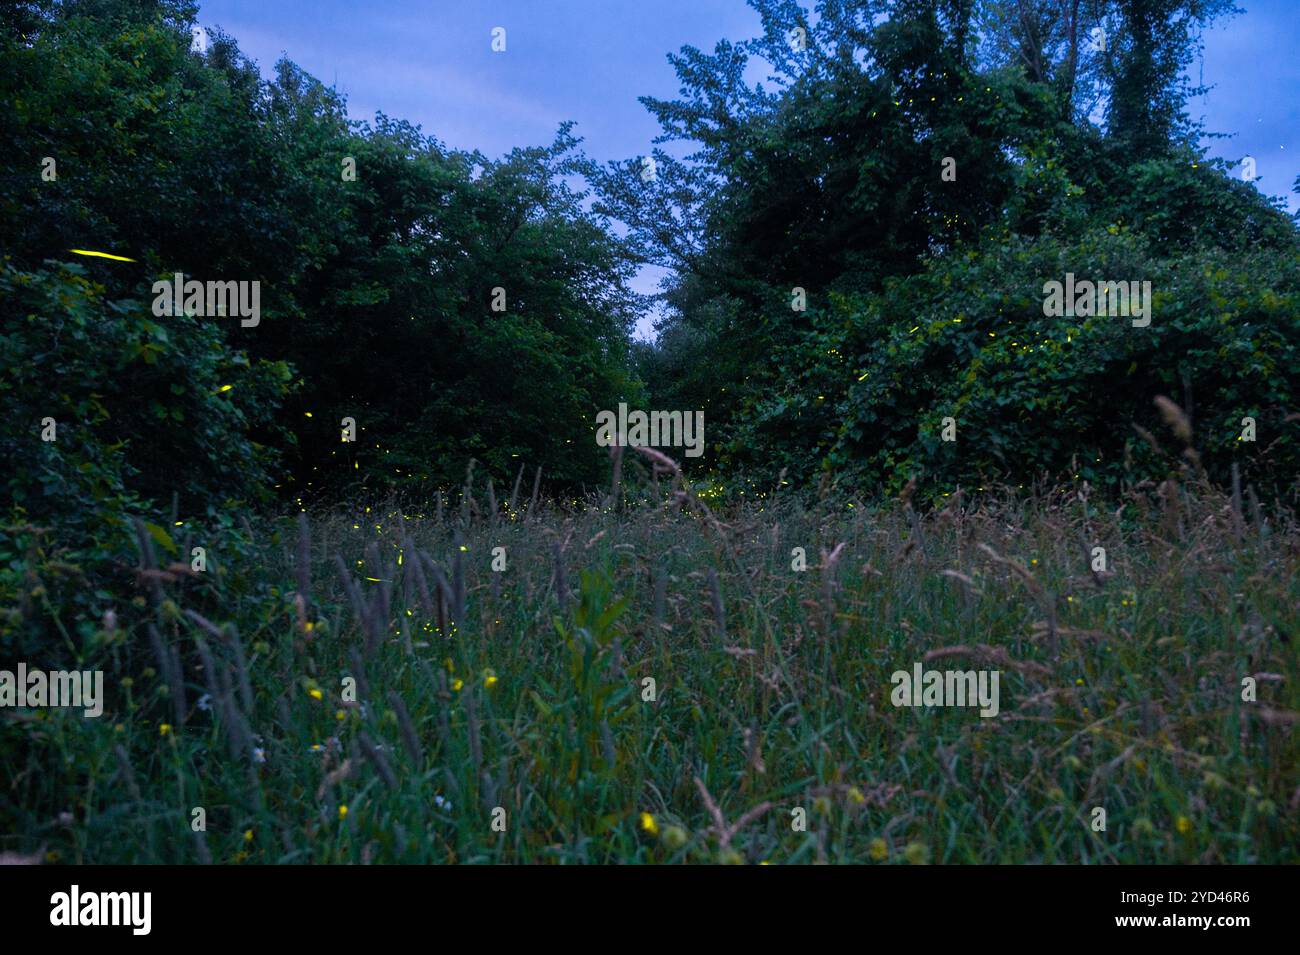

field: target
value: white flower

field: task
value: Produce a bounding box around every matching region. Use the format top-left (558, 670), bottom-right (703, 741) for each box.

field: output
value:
top-left (433, 795), bottom-right (452, 811)
top-left (196, 693), bottom-right (212, 712)
top-left (252, 748), bottom-right (267, 764)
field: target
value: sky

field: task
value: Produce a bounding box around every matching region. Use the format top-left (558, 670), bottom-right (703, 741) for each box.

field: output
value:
top-left (195, 0), bottom-right (1300, 339)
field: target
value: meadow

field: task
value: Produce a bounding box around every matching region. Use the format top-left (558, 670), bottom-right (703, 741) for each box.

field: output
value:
top-left (5, 443), bottom-right (1298, 865)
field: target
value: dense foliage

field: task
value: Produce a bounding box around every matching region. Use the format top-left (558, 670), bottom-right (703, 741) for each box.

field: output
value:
top-left (595, 0), bottom-right (1300, 497)
top-left (1, 0), bottom-right (641, 519)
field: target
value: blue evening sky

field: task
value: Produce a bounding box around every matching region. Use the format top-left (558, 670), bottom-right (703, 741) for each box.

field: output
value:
top-left (195, 1), bottom-right (1300, 338)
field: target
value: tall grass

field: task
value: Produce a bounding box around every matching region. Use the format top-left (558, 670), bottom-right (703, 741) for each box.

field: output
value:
top-left (3, 455), bottom-right (1298, 864)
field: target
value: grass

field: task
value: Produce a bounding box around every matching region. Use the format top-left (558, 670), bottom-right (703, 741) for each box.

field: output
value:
top-left (3, 458), bottom-right (1298, 864)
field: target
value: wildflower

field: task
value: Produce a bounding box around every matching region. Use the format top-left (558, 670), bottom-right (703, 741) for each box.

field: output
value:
top-left (451, 678), bottom-right (464, 692)
top-left (243, 829), bottom-right (253, 843)
top-left (308, 744), bottom-right (323, 753)
top-left (1133, 817), bottom-right (1155, 836)
top-left (483, 670), bottom-right (498, 689)
top-left (338, 805), bottom-right (348, 820)
top-left (869, 838), bottom-right (888, 861)
top-left (639, 812), bottom-right (658, 836)
top-left (433, 795), bottom-right (453, 811)
top-left (159, 724), bottom-right (172, 736)
top-left (252, 748), bottom-right (267, 764)
top-left (847, 786), bottom-right (866, 804)
top-left (336, 710), bottom-right (346, 721)
top-left (196, 693), bottom-right (212, 712)
top-left (1175, 815), bottom-right (1193, 834)
top-left (308, 688), bottom-right (323, 701)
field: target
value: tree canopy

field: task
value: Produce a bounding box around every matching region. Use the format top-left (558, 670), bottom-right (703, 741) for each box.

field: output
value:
top-left (591, 0), bottom-right (1299, 497)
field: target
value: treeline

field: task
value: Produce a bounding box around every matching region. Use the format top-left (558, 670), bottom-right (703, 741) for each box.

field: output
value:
top-left (3, 0), bottom-right (1299, 542)
top-left (596, 0), bottom-right (1300, 499)
top-left (1, 0), bottom-right (643, 542)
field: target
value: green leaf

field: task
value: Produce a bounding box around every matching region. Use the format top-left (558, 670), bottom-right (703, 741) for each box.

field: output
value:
top-left (528, 690), bottom-right (553, 718)
top-left (141, 521), bottom-right (178, 556)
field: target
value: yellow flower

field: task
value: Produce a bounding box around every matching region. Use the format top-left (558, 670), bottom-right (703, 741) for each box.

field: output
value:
top-left (639, 812), bottom-right (658, 835)
top-left (308, 688), bottom-right (323, 701)
top-left (338, 805), bottom-right (348, 820)
top-left (451, 678), bottom-right (464, 692)
top-left (869, 838), bottom-right (889, 861)
top-left (483, 670), bottom-right (498, 689)
top-left (243, 829), bottom-right (253, 843)
top-left (159, 723), bottom-right (172, 736)
top-left (335, 709), bottom-right (346, 721)
top-left (847, 786), bottom-right (866, 804)
top-left (1175, 815), bottom-right (1193, 834)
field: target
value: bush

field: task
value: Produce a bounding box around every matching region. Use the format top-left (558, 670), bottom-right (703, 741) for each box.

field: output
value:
top-left (0, 258), bottom-right (293, 652)
top-left (735, 229), bottom-right (1300, 499)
